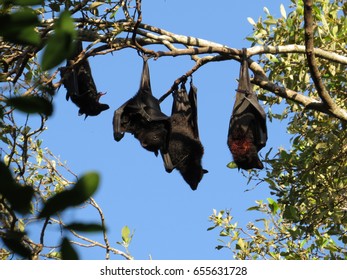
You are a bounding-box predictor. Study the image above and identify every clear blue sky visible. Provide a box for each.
[39,0,291,260]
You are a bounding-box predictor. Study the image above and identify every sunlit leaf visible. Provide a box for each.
[89,2,104,10]
[121,226,131,243]
[280,4,287,19]
[226,161,238,169]
[247,17,256,26]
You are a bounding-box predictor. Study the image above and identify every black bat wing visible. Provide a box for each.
[165,83,207,190]
[113,100,130,141]
[61,41,109,118]
[188,80,199,139]
[61,41,83,101]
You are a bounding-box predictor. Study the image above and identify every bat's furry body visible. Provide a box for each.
[113,56,170,156]
[60,41,109,118]
[163,82,207,190]
[227,49,267,170]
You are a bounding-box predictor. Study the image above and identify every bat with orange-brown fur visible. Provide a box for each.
[227,48,267,170]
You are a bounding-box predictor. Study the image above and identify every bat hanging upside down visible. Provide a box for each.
[162,80,208,190]
[227,48,267,170]
[112,54,171,158]
[60,40,110,118]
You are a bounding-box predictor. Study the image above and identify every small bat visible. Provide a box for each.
[112,55,171,157]
[163,80,208,190]
[227,48,267,170]
[60,41,109,118]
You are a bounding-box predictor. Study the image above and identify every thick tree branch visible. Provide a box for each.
[303,0,346,120]
[251,75,330,114]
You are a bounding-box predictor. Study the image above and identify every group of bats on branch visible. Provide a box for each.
[59,42,267,190]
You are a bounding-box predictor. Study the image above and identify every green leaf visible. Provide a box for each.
[0,8,40,46]
[39,172,99,218]
[121,226,131,243]
[60,237,79,260]
[1,0,44,5]
[6,96,53,116]
[246,206,260,211]
[283,205,299,222]
[0,161,34,214]
[0,160,15,186]
[236,238,246,250]
[41,32,73,71]
[65,223,105,232]
[41,11,76,70]
[226,161,238,169]
[263,19,277,25]
[267,197,279,214]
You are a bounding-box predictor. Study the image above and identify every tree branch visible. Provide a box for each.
[303,0,346,120]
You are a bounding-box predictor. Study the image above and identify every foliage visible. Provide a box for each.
[209,0,347,259]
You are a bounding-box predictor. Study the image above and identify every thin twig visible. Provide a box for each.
[89,197,111,260]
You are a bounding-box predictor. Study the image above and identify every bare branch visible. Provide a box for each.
[303,0,346,120]
[50,218,133,260]
[89,198,111,260]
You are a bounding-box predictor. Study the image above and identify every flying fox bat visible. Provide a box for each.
[163,80,207,190]
[112,55,171,157]
[60,41,109,118]
[227,48,267,170]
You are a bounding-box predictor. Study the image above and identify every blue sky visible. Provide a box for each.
[36,0,292,260]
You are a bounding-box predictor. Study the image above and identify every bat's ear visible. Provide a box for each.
[203,169,208,174]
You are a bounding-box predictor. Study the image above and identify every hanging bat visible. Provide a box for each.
[112,55,171,157]
[60,41,110,118]
[163,80,208,190]
[227,48,267,170]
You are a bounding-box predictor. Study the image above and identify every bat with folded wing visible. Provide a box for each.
[163,80,207,190]
[112,55,171,158]
[60,41,109,118]
[227,48,267,170]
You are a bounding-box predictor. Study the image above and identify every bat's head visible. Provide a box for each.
[134,122,169,154]
[181,166,208,191]
[78,102,110,119]
[228,137,264,170]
